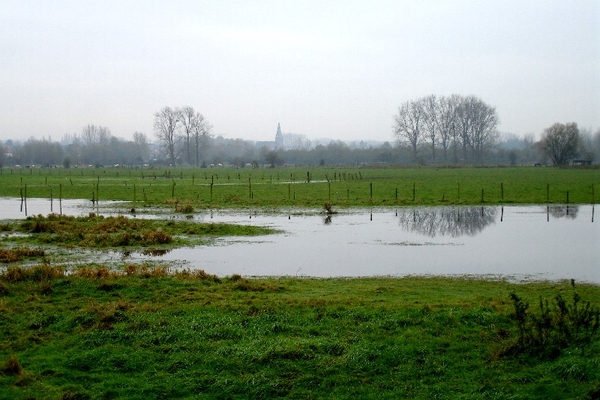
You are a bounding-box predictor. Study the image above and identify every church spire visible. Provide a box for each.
[275,123,284,150]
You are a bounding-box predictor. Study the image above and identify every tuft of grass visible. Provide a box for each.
[0,247,45,263]
[2,264,64,283]
[1,356,23,376]
[174,200,194,213]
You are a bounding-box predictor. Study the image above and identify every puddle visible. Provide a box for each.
[120,205,598,283]
[0,198,597,283]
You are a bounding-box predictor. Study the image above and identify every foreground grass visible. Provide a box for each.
[2,166,599,208]
[1,265,598,399]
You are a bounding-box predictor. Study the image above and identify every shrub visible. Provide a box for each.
[500,280,599,359]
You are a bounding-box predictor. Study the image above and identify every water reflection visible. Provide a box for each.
[396,207,497,237]
[547,205,579,220]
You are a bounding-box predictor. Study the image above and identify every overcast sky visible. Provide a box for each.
[1,0,598,144]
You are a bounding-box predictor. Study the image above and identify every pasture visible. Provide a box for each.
[1,166,599,209]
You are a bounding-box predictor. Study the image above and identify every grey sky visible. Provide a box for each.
[1,0,598,143]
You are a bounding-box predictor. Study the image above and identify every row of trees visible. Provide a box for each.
[2,127,599,168]
[154,106,212,166]
[394,94,499,163]
[0,127,150,168]
[1,98,598,167]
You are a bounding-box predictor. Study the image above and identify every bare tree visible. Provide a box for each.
[436,95,459,162]
[422,95,439,161]
[468,98,499,162]
[80,125,112,165]
[454,95,498,163]
[0,141,5,167]
[394,99,425,161]
[179,106,196,165]
[133,131,150,163]
[154,107,180,165]
[540,122,580,165]
[192,113,211,166]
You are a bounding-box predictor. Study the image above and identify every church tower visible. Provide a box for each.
[275,123,284,150]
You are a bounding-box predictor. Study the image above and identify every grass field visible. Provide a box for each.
[0,266,598,399]
[1,166,599,398]
[1,166,599,209]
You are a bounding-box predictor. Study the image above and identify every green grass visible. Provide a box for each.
[2,166,599,209]
[0,266,598,399]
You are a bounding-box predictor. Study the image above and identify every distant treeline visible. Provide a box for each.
[1,126,599,168]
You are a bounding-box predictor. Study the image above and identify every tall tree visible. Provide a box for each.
[394,99,425,161]
[540,122,580,165]
[132,131,150,164]
[80,125,112,165]
[435,95,459,162]
[0,141,5,168]
[179,106,196,165]
[422,95,439,161]
[154,107,180,165]
[192,113,211,166]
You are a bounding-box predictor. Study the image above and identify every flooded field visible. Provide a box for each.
[0,198,598,283]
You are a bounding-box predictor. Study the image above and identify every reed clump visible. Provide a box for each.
[6,214,273,250]
[0,247,45,263]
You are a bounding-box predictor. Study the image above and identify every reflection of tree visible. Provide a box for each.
[397,207,497,237]
[547,205,579,220]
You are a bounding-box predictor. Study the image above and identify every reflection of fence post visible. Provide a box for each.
[59,183,62,215]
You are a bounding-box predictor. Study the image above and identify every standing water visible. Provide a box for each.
[0,198,597,283]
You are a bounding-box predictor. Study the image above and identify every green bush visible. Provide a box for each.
[503,280,599,359]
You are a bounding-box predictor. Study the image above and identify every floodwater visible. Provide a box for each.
[0,198,598,283]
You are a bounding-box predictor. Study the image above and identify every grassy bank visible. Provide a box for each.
[2,166,599,208]
[1,266,598,399]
